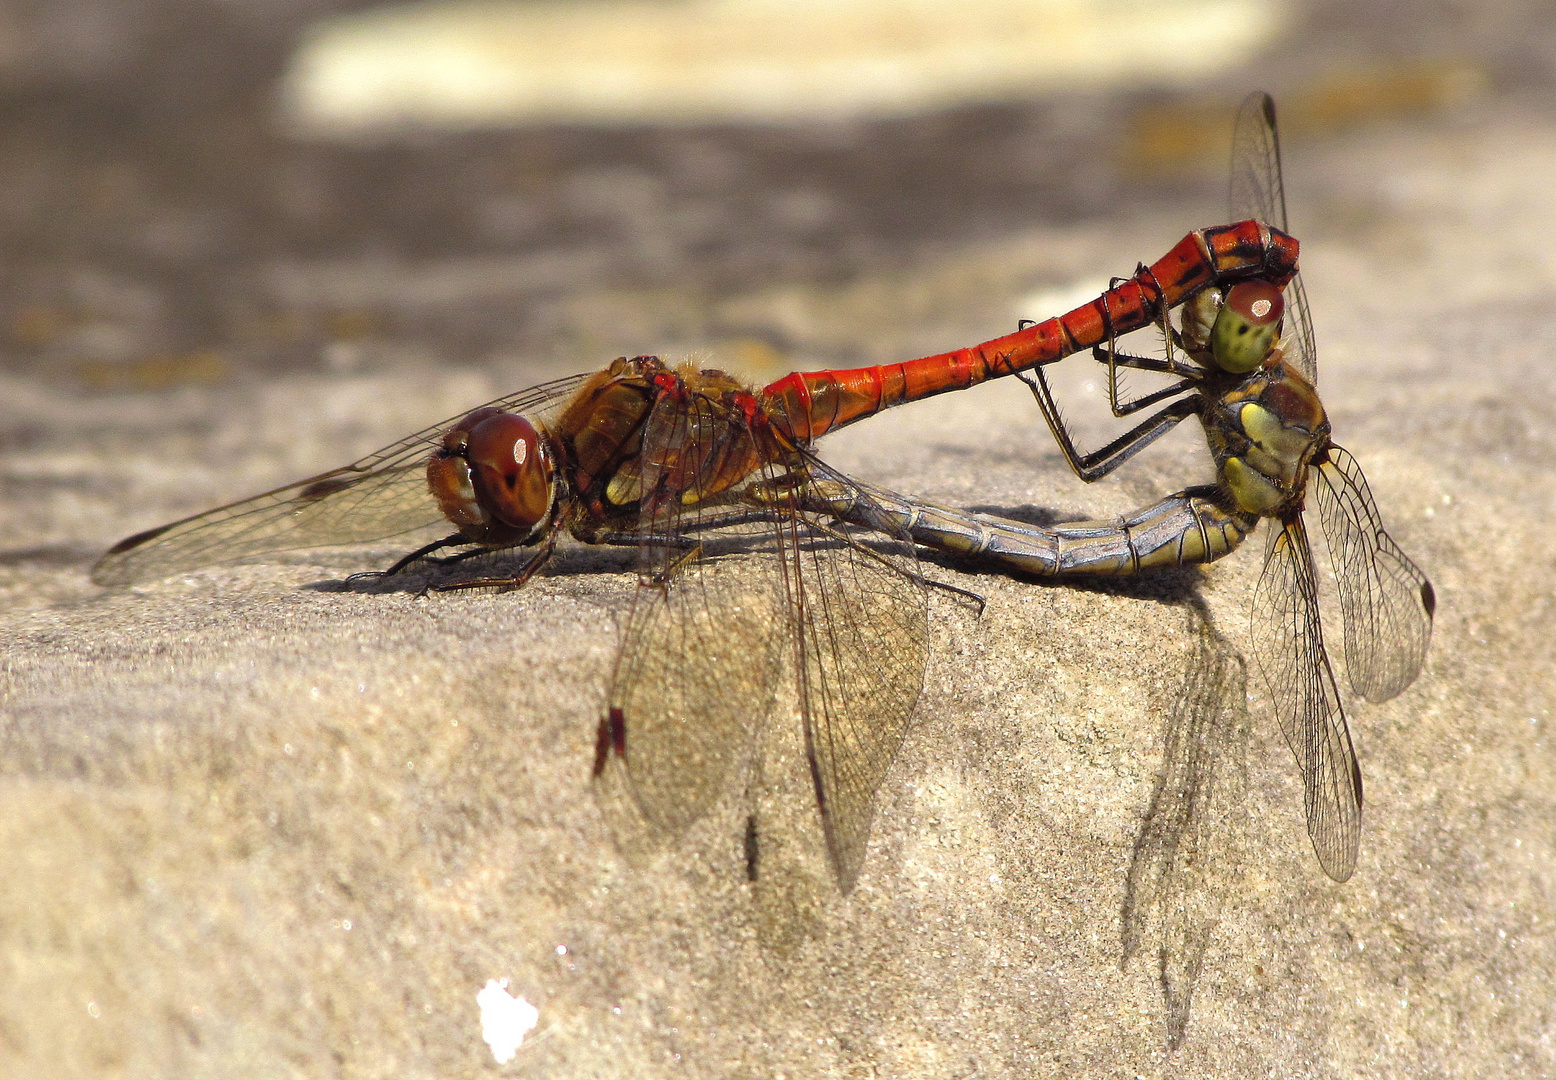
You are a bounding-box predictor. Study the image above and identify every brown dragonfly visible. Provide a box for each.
[806,94,1435,881]
[94,356,937,891]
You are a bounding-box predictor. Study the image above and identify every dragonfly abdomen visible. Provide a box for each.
[761,222,1299,444]
[816,486,1256,578]
[978,490,1258,576]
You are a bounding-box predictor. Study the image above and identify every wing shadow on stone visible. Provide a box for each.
[1120,590,1250,1049]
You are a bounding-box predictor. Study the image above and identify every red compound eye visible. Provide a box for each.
[428,408,554,539]
[1210,279,1285,374]
[1224,279,1284,325]
[464,412,553,531]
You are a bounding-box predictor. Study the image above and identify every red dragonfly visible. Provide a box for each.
[92,168,1302,890]
[804,94,1435,881]
[96,357,937,891]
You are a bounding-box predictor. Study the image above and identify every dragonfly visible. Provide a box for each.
[92,121,1306,889]
[94,356,941,892]
[805,93,1435,882]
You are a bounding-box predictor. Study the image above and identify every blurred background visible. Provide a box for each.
[0,0,1513,395]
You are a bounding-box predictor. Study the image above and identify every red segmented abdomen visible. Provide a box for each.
[761,220,1297,443]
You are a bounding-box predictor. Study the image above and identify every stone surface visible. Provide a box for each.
[2,6,1555,1078]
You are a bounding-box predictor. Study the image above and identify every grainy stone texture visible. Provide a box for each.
[2,4,1555,1078]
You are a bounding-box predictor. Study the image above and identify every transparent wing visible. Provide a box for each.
[1278,275,1318,387]
[777,454,930,892]
[1251,517,1362,881]
[601,381,929,891]
[1312,446,1436,702]
[604,384,786,838]
[92,372,594,586]
[1228,90,1317,384]
[1229,92,1289,238]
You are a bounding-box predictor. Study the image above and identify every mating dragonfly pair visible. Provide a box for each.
[94,95,1433,888]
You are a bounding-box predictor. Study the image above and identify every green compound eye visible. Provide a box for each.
[1210,279,1284,373]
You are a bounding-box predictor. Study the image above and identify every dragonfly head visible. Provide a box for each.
[1209,279,1284,374]
[428,407,556,544]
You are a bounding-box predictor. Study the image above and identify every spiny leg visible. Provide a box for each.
[648,540,704,587]
[1015,272,1204,482]
[1017,364,1202,483]
[431,532,559,593]
[1089,345,1202,381]
[1097,269,1205,414]
[607,506,787,541]
[344,532,470,586]
[1083,267,1205,412]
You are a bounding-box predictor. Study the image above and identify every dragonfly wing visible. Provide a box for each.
[604,385,784,837]
[1228,90,1317,383]
[1229,93,1289,239]
[606,552,781,835]
[1313,446,1435,702]
[91,372,594,586]
[1280,273,1319,386]
[1251,517,1362,881]
[778,454,930,892]
[91,462,439,586]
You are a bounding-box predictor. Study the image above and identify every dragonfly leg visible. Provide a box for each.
[345,532,470,585]
[430,531,558,593]
[1097,278,1203,414]
[596,506,787,543]
[587,530,699,548]
[647,540,704,587]
[1088,346,1203,381]
[1017,366,1202,483]
[1092,266,1204,415]
[1099,372,1199,418]
[423,547,499,569]
[915,570,985,613]
[580,504,789,551]
[1018,266,1205,482]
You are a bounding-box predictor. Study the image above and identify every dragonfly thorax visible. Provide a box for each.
[1207,361,1329,518]
[550,356,770,530]
[428,406,558,546]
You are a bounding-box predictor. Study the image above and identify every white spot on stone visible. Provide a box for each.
[477,979,539,1064]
